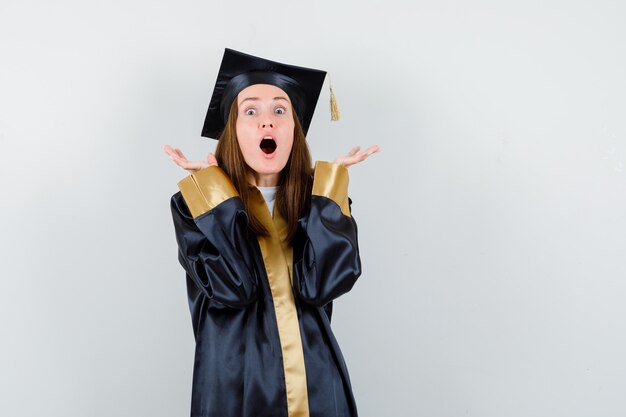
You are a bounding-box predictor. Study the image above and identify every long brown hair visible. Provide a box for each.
[215,100,313,243]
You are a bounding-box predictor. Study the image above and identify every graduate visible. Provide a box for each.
[163,48,379,417]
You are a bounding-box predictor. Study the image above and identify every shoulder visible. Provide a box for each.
[170,191,193,220]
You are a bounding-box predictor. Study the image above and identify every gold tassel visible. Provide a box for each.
[329,76,340,121]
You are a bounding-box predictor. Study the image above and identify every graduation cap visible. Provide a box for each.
[201,48,338,140]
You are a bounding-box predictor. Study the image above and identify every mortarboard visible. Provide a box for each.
[201,48,333,140]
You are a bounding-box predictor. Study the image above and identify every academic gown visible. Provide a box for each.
[170,161,362,417]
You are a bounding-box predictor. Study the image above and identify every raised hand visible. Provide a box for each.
[163,145,218,172]
[334,145,380,168]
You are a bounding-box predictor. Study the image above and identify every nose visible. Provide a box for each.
[260,113,275,129]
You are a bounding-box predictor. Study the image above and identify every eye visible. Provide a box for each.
[275,106,287,115]
[244,108,257,116]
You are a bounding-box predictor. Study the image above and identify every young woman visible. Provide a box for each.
[163,49,379,417]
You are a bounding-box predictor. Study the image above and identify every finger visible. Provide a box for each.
[168,151,198,168]
[168,151,185,163]
[363,145,380,156]
[169,152,185,163]
[206,153,218,167]
[347,146,360,157]
[174,148,186,159]
[170,155,186,167]
[348,151,369,163]
[352,146,380,162]
[163,145,177,157]
[351,153,370,165]
[164,146,189,164]
[169,148,187,162]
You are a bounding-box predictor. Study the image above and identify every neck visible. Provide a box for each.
[248,172,280,187]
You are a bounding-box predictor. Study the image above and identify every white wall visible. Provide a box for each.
[1,0,625,416]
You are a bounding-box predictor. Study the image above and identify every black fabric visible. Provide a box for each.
[170,192,361,417]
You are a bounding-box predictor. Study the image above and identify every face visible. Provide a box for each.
[235,84,295,186]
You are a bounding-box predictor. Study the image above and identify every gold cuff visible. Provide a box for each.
[311,161,350,217]
[177,167,239,218]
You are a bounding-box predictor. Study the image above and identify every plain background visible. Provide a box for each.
[1,0,625,416]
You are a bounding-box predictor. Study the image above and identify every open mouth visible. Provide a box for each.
[260,137,277,154]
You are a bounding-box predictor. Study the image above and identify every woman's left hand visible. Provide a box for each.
[335,145,380,168]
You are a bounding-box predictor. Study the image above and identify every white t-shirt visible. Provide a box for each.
[258,186,278,216]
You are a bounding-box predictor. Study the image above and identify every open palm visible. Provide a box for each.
[163,145,218,172]
[335,145,380,168]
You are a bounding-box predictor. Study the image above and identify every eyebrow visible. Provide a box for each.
[239,96,289,105]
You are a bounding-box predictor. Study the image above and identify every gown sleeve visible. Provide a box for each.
[293,161,362,307]
[170,166,258,308]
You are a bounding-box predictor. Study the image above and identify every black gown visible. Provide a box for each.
[170,161,361,417]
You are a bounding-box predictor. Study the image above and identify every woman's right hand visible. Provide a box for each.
[163,145,218,172]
